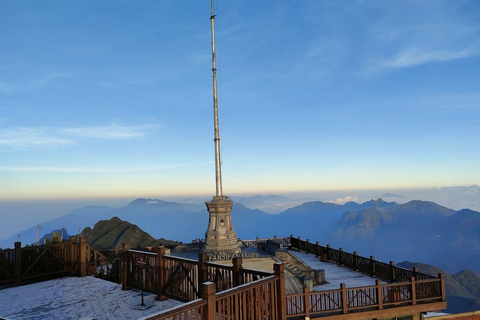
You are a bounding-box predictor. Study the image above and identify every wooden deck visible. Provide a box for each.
[0,235,447,320]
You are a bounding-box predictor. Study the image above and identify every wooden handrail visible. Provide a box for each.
[215,275,278,298]
[290,236,436,281]
[164,254,198,264]
[141,299,207,320]
[286,277,444,318]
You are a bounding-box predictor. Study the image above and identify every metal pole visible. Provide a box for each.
[211,0,223,197]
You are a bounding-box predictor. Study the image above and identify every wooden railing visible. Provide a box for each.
[242,236,291,249]
[162,254,199,301]
[214,275,280,320]
[286,277,445,318]
[143,264,286,320]
[140,299,207,320]
[123,246,273,302]
[0,236,125,287]
[0,248,15,285]
[0,240,76,285]
[1,235,447,320]
[290,236,435,282]
[84,243,119,281]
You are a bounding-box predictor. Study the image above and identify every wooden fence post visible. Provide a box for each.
[122,243,130,290]
[274,263,287,320]
[200,282,216,320]
[156,246,166,300]
[340,283,348,314]
[232,257,243,287]
[116,259,121,284]
[326,244,331,260]
[411,277,417,305]
[339,248,344,265]
[304,287,311,319]
[315,241,320,257]
[412,267,419,280]
[353,251,358,271]
[14,242,21,284]
[306,239,310,254]
[198,252,208,285]
[439,273,446,301]
[389,261,396,282]
[376,280,383,310]
[79,237,87,277]
[370,256,376,277]
[69,236,77,274]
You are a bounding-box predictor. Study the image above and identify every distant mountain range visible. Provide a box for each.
[332,201,480,274]
[398,261,480,313]
[2,196,480,276]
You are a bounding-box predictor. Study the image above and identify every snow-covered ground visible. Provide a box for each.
[289,250,387,290]
[0,276,182,320]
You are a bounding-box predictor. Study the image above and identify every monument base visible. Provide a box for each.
[204,195,241,254]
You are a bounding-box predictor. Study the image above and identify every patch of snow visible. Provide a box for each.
[288,250,387,291]
[0,276,182,320]
[424,312,450,317]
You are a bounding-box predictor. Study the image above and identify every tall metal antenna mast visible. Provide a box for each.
[211,0,223,197]
[204,0,240,256]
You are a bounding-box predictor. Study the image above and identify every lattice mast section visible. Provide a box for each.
[211,0,222,197]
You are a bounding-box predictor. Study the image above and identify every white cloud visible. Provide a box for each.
[32,72,73,88]
[0,127,73,151]
[378,47,478,69]
[0,162,209,173]
[0,122,159,151]
[0,83,15,94]
[332,196,359,205]
[61,124,159,139]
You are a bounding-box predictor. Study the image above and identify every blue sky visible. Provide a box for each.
[0,0,479,201]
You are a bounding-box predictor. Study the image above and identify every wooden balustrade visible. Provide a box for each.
[286,277,444,318]
[242,236,291,249]
[290,236,436,282]
[120,248,274,303]
[0,236,126,286]
[125,250,159,294]
[0,238,82,285]
[142,299,206,320]
[0,248,15,285]
[145,264,285,320]
[1,235,446,320]
[84,243,116,280]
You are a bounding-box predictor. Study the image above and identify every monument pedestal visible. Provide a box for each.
[204,196,241,255]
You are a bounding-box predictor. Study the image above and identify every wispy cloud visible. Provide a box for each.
[330,196,359,205]
[61,124,159,139]
[0,83,15,94]
[363,2,480,73]
[0,122,159,151]
[0,72,73,95]
[0,162,209,173]
[295,2,480,76]
[377,47,479,70]
[0,127,72,151]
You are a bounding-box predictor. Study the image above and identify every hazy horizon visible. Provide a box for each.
[1,184,479,241]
